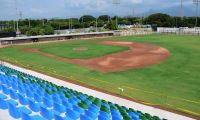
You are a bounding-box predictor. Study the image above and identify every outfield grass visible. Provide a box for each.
[0,34,199,117]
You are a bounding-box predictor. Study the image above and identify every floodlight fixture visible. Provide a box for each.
[193,0,200,27]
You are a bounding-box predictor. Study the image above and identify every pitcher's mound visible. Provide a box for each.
[73,47,88,51]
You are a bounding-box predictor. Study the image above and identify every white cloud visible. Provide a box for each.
[0,0,194,20]
[129,0,143,4]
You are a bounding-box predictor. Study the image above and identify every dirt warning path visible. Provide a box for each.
[23,41,170,72]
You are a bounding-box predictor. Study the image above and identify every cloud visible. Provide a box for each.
[0,0,194,20]
[129,0,143,4]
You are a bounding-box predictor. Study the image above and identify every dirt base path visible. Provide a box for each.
[23,41,170,72]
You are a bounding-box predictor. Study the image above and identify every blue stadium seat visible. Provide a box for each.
[129,112,140,119]
[2,85,10,94]
[34,93,43,102]
[80,114,93,120]
[98,115,110,120]
[85,110,98,119]
[0,93,7,99]
[73,105,84,114]
[18,86,26,94]
[43,97,53,107]
[9,89,19,99]
[55,114,74,120]
[26,89,34,98]
[8,102,31,119]
[18,93,28,105]
[0,65,163,120]
[7,99,18,106]
[54,103,66,113]
[22,112,45,120]
[40,106,56,120]
[28,99,41,112]
[0,98,8,109]
[66,109,80,120]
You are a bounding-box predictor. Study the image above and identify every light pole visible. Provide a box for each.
[68,16,72,33]
[180,0,184,20]
[15,0,19,35]
[28,19,31,28]
[96,17,98,32]
[113,0,120,29]
[194,0,200,27]
[82,16,84,29]
[19,11,22,20]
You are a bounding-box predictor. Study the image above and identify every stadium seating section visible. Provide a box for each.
[0,65,163,120]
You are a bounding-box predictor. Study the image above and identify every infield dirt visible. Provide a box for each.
[22,40,170,72]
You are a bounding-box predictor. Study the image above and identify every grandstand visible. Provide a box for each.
[0,64,162,120]
[0,32,114,46]
[0,61,195,120]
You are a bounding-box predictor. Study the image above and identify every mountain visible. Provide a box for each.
[139,4,196,17]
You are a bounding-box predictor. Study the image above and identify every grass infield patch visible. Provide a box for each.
[40,43,128,59]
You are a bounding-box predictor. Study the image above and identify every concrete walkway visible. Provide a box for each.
[0,61,195,120]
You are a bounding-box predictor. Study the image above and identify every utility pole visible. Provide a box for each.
[108,15,110,23]
[42,19,45,26]
[96,17,98,32]
[19,11,22,20]
[28,19,31,28]
[113,0,120,29]
[71,18,73,30]
[13,21,16,30]
[194,0,200,27]
[132,8,135,17]
[68,17,70,30]
[82,16,84,29]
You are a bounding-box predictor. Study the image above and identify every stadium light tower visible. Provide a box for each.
[180,0,184,20]
[28,19,31,28]
[19,11,23,20]
[194,0,200,27]
[96,1,99,32]
[113,0,120,29]
[15,0,19,34]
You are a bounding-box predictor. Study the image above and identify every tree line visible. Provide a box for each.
[0,15,142,36]
[144,13,200,29]
[0,13,199,35]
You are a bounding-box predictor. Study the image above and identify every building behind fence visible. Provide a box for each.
[157,27,200,35]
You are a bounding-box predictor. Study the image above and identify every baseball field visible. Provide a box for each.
[0,34,199,117]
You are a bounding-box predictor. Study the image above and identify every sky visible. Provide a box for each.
[0,0,194,20]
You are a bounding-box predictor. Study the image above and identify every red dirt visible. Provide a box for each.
[23,40,170,73]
